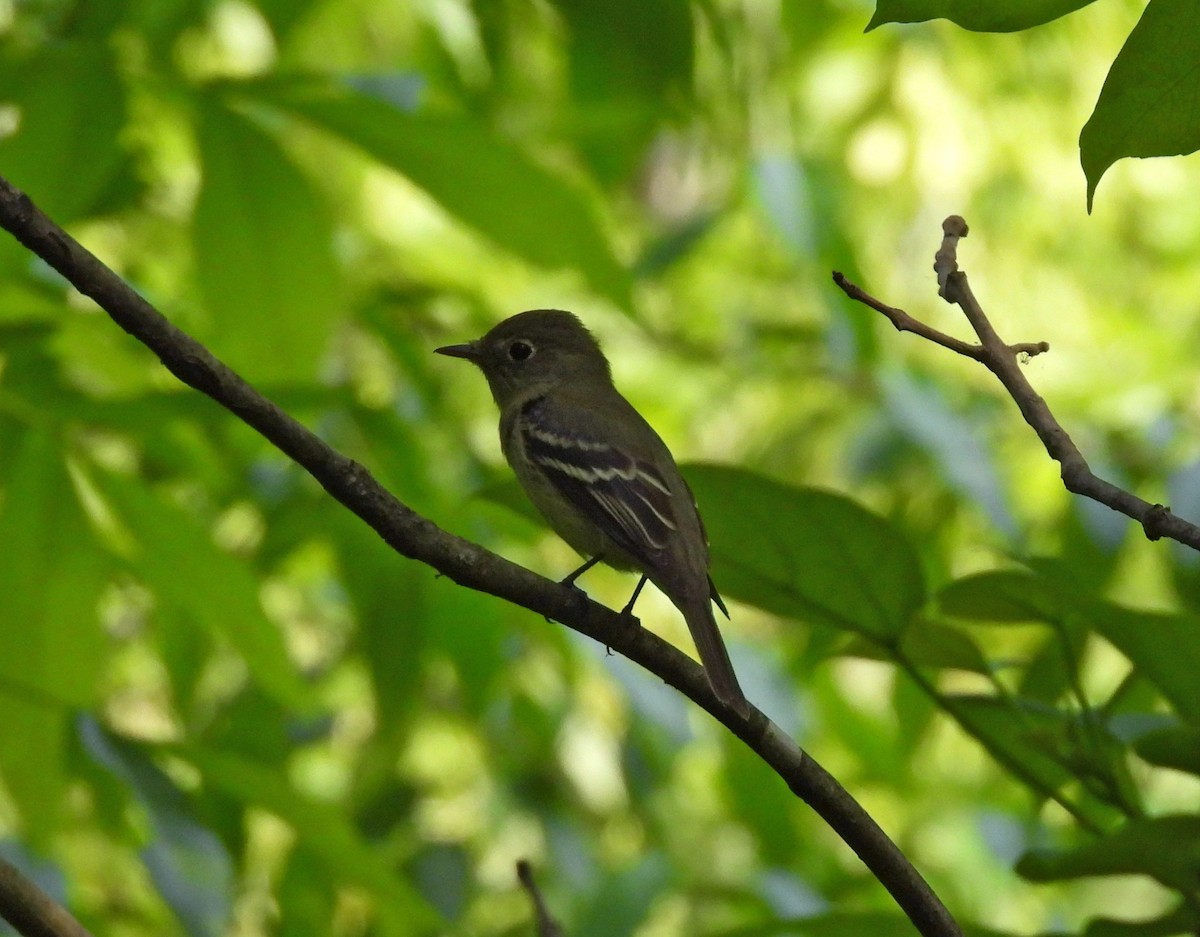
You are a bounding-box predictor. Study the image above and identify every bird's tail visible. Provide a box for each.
[678,594,751,717]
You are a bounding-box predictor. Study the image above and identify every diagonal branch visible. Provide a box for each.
[834,214,1200,551]
[0,175,961,937]
[0,856,93,937]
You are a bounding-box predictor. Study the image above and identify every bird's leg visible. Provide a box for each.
[560,554,604,590]
[617,575,649,628]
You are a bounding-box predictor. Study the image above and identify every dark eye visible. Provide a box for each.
[508,340,535,362]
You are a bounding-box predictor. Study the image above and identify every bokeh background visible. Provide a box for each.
[2,1,1199,935]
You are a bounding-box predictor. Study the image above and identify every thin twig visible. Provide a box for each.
[833,215,1200,552]
[516,861,564,937]
[0,175,962,937]
[0,856,93,937]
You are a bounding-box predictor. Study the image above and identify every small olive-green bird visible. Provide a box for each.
[436,309,750,716]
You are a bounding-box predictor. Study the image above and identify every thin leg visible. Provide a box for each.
[561,554,604,588]
[619,575,649,619]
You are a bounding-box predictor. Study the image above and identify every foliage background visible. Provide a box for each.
[1,0,1199,935]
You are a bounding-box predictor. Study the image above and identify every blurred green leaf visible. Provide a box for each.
[554,0,693,184]
[184,746,440,930]
[1083,905,1200,937]
[194,95,342,381]
[243,77,631,307]
[1090,607,1200,724]
[1081,0,1200,210]
[938,570,1065,622]
[0,431,106,707]
[93,469,313,711]
[0,41,131,220]
[81,719,233,937]
[0,431,103,828]
[1133,724,1200,775]
[573,854,670,937]
[940,694,1112,826]
[868,0,1097,32]
[1017,816,1200,890]
[685,464,926,640]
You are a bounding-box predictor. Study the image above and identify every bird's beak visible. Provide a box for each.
[434,341,481,361]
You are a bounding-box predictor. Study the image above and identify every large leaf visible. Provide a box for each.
[241,77,631,306]
[1017,816,1200,891]
[685,465,925,640]
[867,0,1096,32]
[194,95,342,382]
[1080,0,1200,210]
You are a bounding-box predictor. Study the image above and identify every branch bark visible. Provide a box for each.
[0,175,961,937]
[834,214,1200,551]
[0,856,93,937]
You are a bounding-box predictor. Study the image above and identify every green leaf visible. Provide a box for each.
[1083,905,1200,937]
[573,854,670,937]
[867,0,1097,32]
[183,746,440,930]
[939,694,1112,825]
[81,720,233,937]
[194,95,342,381]
[1133,724,1200,775]
[93,469,313,711]
[241,77,631,307]
[0,431,107,708]
[0,41,130,221]
[685,464,925,640]
[1017,815,1200,890]
[937,570,1064,623]
[1080,0,1200,210]
[844,621,990,673]
[1091,607,1200,725]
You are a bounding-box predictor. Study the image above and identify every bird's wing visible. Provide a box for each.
[519,397,677,564]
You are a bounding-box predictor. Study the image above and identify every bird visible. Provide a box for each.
[436,309,750,716]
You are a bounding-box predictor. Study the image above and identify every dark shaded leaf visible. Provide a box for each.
[1080,0,1200,210]
[868,0,1097,32]
[686,464,925,640]
[1017,815,1200,890]
[1134,724,1200,775]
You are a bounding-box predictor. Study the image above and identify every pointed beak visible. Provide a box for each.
[434,341,480,361]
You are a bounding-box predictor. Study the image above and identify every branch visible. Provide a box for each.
[516,861,564,937]
[834,214,1200,551]
[0,856,93,937]
[0,175,961,937]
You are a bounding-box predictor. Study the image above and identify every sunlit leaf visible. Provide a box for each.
[868,0,1097,32]
[241,77,631,307]
[1080,0,1200,210]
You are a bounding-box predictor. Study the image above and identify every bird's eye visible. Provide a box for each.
[508,340,535,362]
